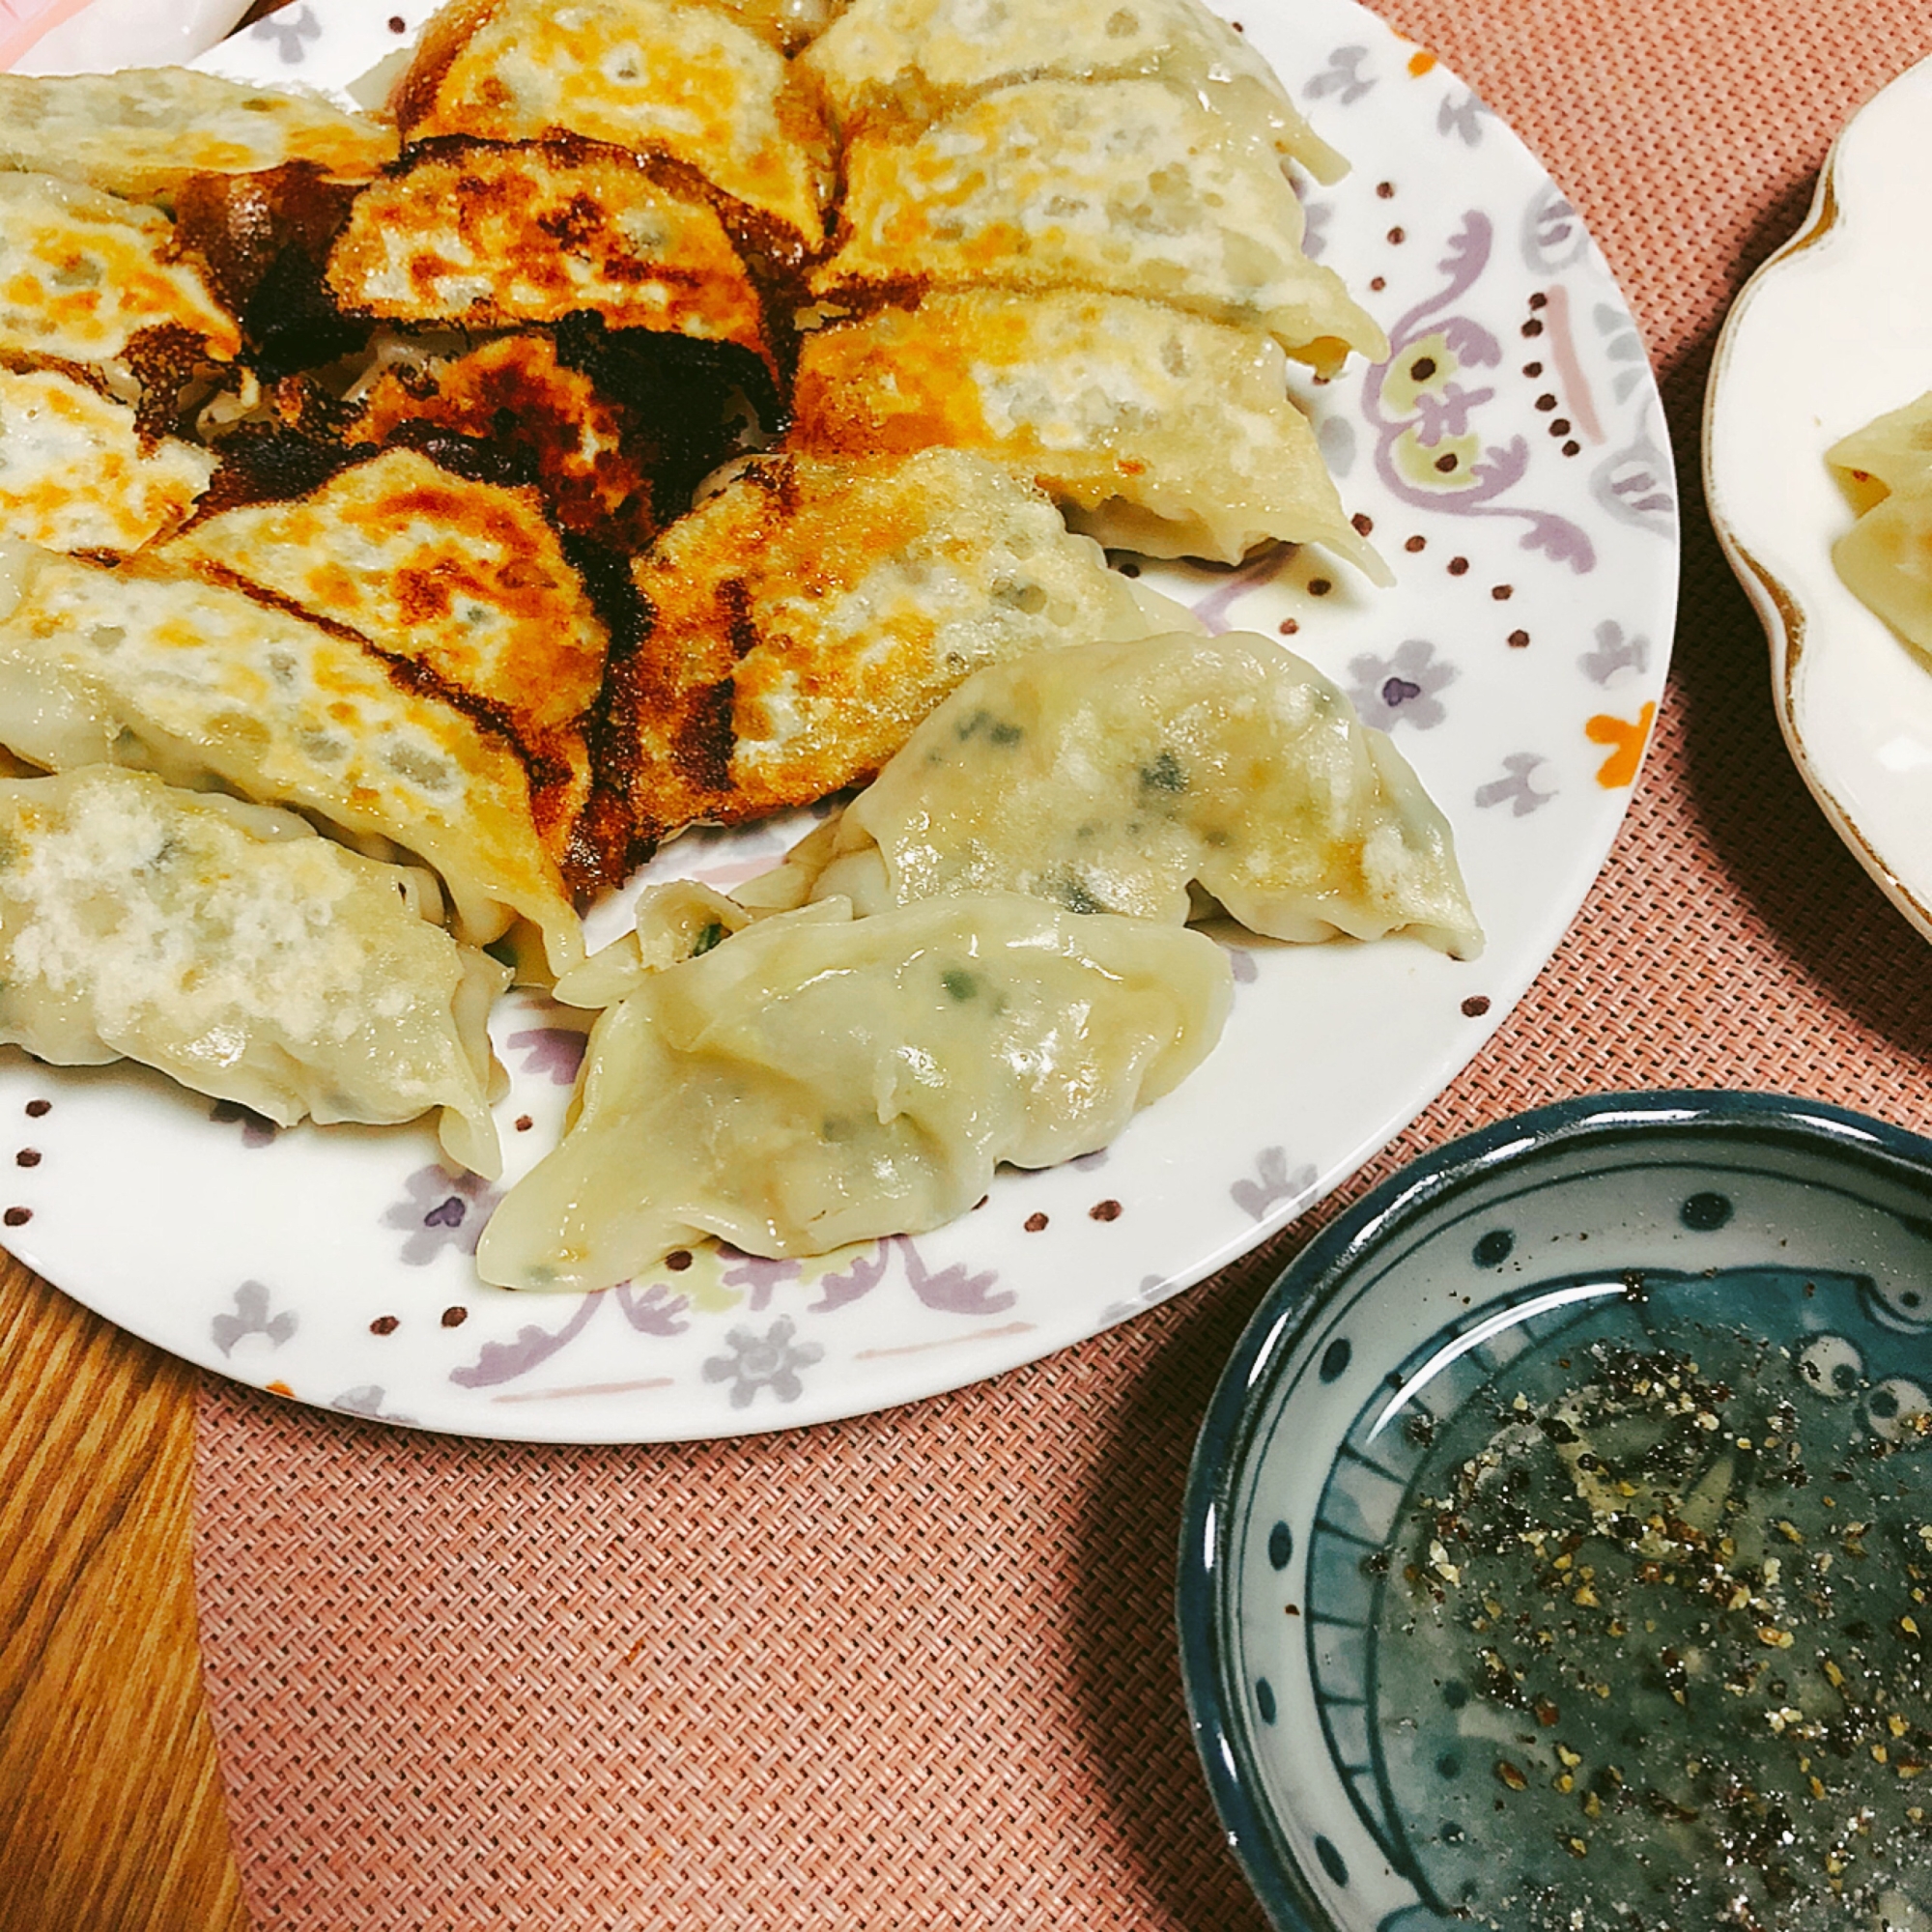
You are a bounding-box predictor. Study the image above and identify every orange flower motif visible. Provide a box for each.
[1407,47,1438,76]
[1585,701,1657,788]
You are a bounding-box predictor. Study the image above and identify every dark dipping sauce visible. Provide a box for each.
[1324,1267,1932,1928]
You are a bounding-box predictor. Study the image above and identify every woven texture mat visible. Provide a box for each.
[194,3,1932,1924]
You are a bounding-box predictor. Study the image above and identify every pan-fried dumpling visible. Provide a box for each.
[326,143,776,372]
[764,631,1483,957]
[801,0,1345,183]
[0,766,507,1176]
[0,367,213,554]
[0,171,239,372]
[1828,394,1932,655]
[0,545,583,976]
[790,289,1385,571]
[476,891,1230,1288]
[814,80,1384,374]
[159,445,607,861]
[612,446,1195,856]
[393,0,835,252]
[0,68,397,200]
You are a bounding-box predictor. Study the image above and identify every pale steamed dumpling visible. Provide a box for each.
[0,766,507,1176]
[1829,391,1932,655]
[759,630,1483,957]
[476,892,1231,1289]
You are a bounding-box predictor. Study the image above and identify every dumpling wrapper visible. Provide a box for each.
[801,0,1346,183]
[326,142,776,372]
[393,0,835,252]
[0,68,397,200]
[815,80,1385,375]
[0,171,239,371]
[764,630,1483,958]
[160,445,608,848]
[476,891,1231,1288]
[0,366,213,554]
[0,545,583,977]
[612,445,1196,856]
[1827,394,1932,655]
[789,289,1386,572]
[0,766,507,1176]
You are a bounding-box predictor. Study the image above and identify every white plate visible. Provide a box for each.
[0,0,1677,1440]
[1706,55,1932,942]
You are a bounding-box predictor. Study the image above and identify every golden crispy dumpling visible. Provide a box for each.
[160,446,608,857]
[791,289,1384,570]
[0,68,397,201]
[345,331,662,547]
[0,545,582,975]
[801,0,1344,182]
[0,766,508,1176]
[0,171,239,371]
[0,367,213,554]
[612,446,1189,853]
[477,892,1231,1287]
[773,631,1483,956]
[393,0,835,251]
[814,79,1384,374]
[327,142,775,372]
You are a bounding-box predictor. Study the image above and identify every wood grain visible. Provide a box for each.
[0,1254,246,1932]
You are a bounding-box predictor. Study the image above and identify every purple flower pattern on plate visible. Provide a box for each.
[702,1317,825,1408]
[385,1166,500,1264]
[1348,639,1456,730]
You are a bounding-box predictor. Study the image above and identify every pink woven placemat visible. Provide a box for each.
[194,3,1932,1924]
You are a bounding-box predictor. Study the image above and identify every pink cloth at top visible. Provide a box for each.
[194,1,1932,1924]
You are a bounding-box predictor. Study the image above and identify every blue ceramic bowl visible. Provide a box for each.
[1178,1093,1932,1932]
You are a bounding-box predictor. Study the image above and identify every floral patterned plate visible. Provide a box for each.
[0,0,1677,1441]
[1706,55,1932,945]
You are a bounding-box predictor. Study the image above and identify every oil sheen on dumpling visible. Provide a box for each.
[801,0,1345,183]
[781,630,1483,957]
[814,80,1385,375]
[393,0,835,251]
[0,68,397,200]
[326,142,776,372]
[790,289,1385,571]
[476,892,1230,1288]
[0,367,213,554]
[0,766,507,1176]
[612,446,1195,854]
[1829,392,1932,654]
[0,545,583,976]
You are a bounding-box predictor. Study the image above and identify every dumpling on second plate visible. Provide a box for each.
[813,80,1385,375]
[0,766,508,1177]
[1828,392,1932,655]
[789,288,1386,571]
[476,891,1231,1288]
[755,630,1483,958]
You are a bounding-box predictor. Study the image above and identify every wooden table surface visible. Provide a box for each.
[0,1259,244,1932]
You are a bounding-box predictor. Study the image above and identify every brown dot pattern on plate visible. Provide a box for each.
[1405,534,1426,553]
[1562,440,1580,457]
[1351,512,1375,536]
[1024,1212,1049,1233]
[440,1307,469,1328]
[1408,354,1437,381]
[1509,629,1530,648]
[514,1114,533,1132]
[1278,617,1299,635]
[1528,291,1548,311]
[1369,275,1386,292]
[387,11,406,27]
[1491,584,1514,601]
[1462,995,1492,1018]
[369,1315,400,1335]
[1307,578,1332,597]
[666,1249,694,1271]
[1387,226,1406,244]
[14,1150,38,1168]
[1448,556,1470,576]
[1089,1199,1123,1222]
[1434,453,1458,473]
[1377,180,1395,199]
[1549,418,1572,437]
[1522,360,1543,378]
[1535,393,1557,412]
[3,1206,29,1227]
[24,1099,47,1118]
[1521,319,1544,337]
